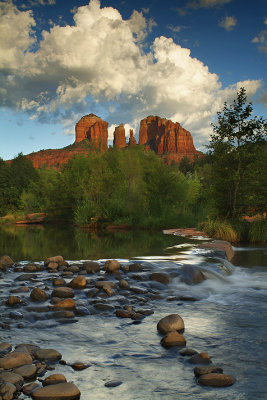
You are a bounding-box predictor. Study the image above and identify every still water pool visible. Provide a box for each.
[0,225,266,399]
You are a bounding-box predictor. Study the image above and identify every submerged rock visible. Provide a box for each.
[188,352,211,365]
[194,365,223,377]
[32,382,80,399]
[161,331,186,348]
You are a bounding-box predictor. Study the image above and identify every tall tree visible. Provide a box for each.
[209,87,267,218]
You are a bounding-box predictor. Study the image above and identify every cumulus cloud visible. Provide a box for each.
[219,16,237,31]
[0,0,262,148]
[252,21,267,55]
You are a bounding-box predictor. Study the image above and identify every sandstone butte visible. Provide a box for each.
[23,114,202,169]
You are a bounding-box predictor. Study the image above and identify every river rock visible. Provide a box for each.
[51,287,74,298]
[10,310,24,319]
[198,373,236,387]
[199,240,235,261]
[150,272,170,285]
[53,310,75,319]
[15,273,37,281]
[6,295,23,306]
[11,286,30,293]
[104,380,122,388]
[179,265,205,285]
[30,288,48,302]
[95,281,116,289]
[161,331,186,348]
[70,362,90,371]
[0,351,32,369]
[194,365,223,377]
[157,314,185,334]
[24,263,41,272]
[67,265,80,273]
[23,382,40,395]
[68,276,87,289]
[34,349,62,362]
[0,371,24,386]
[119,279,129,289]
[0,343,12,357]
[44,256,64,265]
[15,344,40,356]
[53,278,66,286]
[116,309,132,318]
[13,364,37,378]
[43,374,67,386]
[83,261,100,273]
[47,262,59,271]
[0,255,14,266]
[129,263,143,272]
[189,352,211,364]
[104,259,120,273]
[32,382,80,399]
[52,299,76,310]
[0,381,16,400]
[102,285,114,296]
[179,348,198,356]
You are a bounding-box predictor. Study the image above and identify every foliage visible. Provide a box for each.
[248,219,267,243]
[201,219,238,242]
[208,87,267,219]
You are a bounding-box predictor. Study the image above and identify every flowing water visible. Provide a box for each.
[0,225,266,399]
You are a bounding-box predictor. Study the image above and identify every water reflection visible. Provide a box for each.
[0,224,197,261]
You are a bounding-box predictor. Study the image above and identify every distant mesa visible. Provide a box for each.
[24,113,202,169]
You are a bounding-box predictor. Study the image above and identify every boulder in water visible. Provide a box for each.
[157,314,184,334]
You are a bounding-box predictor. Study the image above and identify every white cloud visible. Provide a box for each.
[127,10,156,43]
[0,0,262,149]
[219,16,237,31]
[252,30,267,54]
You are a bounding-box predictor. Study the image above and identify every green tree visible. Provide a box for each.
[209,87,267,218]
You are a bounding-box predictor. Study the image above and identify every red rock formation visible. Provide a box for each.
[128,129,137,146]
[113,124,127,148]
[139,116,201,162]
[75,114,108,151]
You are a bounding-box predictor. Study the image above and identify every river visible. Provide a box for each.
[0,224,266,399]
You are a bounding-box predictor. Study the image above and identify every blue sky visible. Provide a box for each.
[0,0,266,160]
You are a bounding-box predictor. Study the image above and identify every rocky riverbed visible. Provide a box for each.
[0,239,266,400]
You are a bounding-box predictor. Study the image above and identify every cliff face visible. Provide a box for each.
[21,114,201,169]
[75,114,108,151]
[113,124,127,148]
[139,115,201,162]
[128,129,137,146]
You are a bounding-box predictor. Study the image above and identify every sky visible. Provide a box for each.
[0,0,266,160]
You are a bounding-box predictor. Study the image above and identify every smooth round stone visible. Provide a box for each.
[116,309,132,318]
[194,365,223,377]
[179,265,205,285]
[43,374,67,386]
[15,344,40,356]
[130,286,147,294]
[149,272,170,285]
[161,331,186,348]
[45,256,64,265]
[47,262,59,270]
[51,287,74,298]
[70,362,90,371]
[119,279,129,289]
[104,380,122,388]
[83,261,100,273]
[0,351,32,369]
[13,364,37,378]
[32,382,80,399]
[198,373,236,387]
[15,273,37,281]
[67,265,80,273]
[68,276,87,289]
[30,288,48,302]
[53,278,66,287]
[34,349,62,362]
[52,299,76,310]
[102,285,114,296]
[179,348,198,356]
[157,314,185,334]
[189,352,211,365]
[0,371,24,385]
[104,260,120,273]
[6,295,23,306]
[10,286,30,293]
[53,310,75,319]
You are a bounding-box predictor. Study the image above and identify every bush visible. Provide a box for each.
[248,219,267,243]
[201,219,238,242]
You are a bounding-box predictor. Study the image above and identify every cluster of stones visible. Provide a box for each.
[157,314,236,388]
[0,342,82,400]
